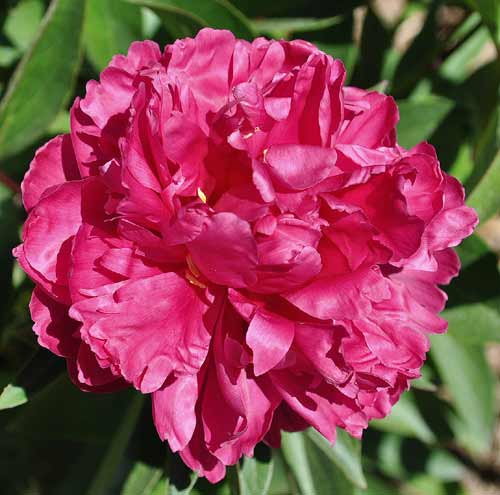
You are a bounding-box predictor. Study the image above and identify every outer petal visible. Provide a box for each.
[30,288,79,358]
[69,342,126,392]
[153,374,199,451]
[22,134,80,212]
[17,181,85,297]
[85,273,212,393]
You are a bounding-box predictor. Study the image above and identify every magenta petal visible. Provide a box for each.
[153,374,198,451]
[266,144,338,190]
[285,267,391,320]
[30,288,79,358]
[247,311,295,376]
[87,273,211,392]
[22,134,80,212]
[21,181,85,287]
[188,212,258,288]
[72,342,125,390]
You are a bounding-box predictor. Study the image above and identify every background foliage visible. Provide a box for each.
[1,0,500,494]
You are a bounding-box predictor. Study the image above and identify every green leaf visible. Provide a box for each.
[0,0,85,161]
[0,184,21,320]
[440,24,490,84]
[351,7,392,89]
[0,46,20,67]
[467,146,500,223]
[391,1,441,98]
[406,474,448,495]
[370,392,435,444]
[252,16,342,39]
[443,303,500,344]
[170,471,198,495]
[0,384,28,410]
[47,110,70,135]
[397,95,454,149]
[426,450,464,482]
[127,0,255,40]
[355,475,400,495]
[8,374,137,443]
[377,434,408,480]
[306,429,366,489]
[0,349,65,412]
[297,13,358,82]
[281,430,355,495]
[411,376,437,392]
[238,445,274,495]
[84,0,143,72]
[455,233,491,269]
[430,333,496,455]
[121,462,163,495]
[465,0,500,47]
[86,393,145,495]
[3,0,44,51]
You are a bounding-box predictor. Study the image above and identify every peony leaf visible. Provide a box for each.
[0,384,28,410]
[121,462,163,495]
[84,0,143,72]
[397,95,454,149]
[455,232,491,269]
[439,18,490,84]
[370,392,436,444]
[358,475,400,495]
[430,332,496,455]
[126,0,255,40]
[252,16,342,39]
[281,430,356,495]
[405,474,449,495]
[169,471,198,495]
[444,303,500,344]
[238,445,274,495]
[0,184,21,319]
[0,349,64,411]
[426,450,465,482]
[411,366,437,392]
[467,146,500,223]
[351,7,392,89]
[306,428,366,489]
[391,2,441,98]
[465,0,500,47]
[85,393,145,495]
[3,0,44,52]
[8,375,137,443]
[0,46,20,68]
[0,0,85,160]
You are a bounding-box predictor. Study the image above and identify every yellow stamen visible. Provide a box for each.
[186,253,201,278]
[185,269,207,289]
[197,187,207,203]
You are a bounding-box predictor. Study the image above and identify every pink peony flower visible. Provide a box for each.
[14,28,477,481]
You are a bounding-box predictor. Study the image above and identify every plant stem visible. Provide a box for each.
[0,169,20,194]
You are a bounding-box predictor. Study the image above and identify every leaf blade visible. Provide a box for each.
[0,0,85,160]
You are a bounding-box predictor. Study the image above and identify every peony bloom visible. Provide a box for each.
[14,28,477,481]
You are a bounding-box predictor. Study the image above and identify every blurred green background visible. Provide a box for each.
[1,0,500,494]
